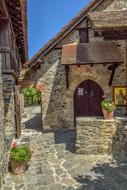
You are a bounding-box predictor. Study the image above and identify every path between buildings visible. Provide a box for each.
[2,106,127,190]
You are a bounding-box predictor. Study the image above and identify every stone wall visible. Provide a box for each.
[76,117,127,155]
[35,50,67,131]
[0,74,16,188]
[3,74,16,139]
[0,56,7,188]
[24,35,126,131]
[95,0,127,11]
[23,0,127,131]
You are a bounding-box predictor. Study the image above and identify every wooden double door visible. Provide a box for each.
[74,80,104,118]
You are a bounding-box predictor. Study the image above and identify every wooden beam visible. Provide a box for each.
[62,61,123,66]
[108,64,118,86]
[2,69,18,79]
[65,65,69,89]
[86,19,89,43]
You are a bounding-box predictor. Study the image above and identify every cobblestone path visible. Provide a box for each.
[3,129,127,190]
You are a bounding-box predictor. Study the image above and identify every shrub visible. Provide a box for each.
[101,98,116,112]
[10,143,31,162]
[23,87,41,106]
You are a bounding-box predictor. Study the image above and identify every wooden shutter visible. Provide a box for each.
[79,29,88,43]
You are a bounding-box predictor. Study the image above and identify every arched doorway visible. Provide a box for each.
[74,80,104,120]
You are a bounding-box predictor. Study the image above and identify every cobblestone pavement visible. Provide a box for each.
[2,129,127,190]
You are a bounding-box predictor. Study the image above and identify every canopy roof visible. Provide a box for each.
[88,10,127,30]
[61,42,124,65]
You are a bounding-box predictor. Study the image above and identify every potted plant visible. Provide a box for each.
[101,98,116,119]
[9,141,31,175]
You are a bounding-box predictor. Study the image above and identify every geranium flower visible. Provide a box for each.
[11,141,17,148]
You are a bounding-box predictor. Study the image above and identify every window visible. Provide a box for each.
[103,30,127,40]
[79,29,88,43]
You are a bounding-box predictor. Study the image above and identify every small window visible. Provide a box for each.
[103,30,127,40]
[79,29,88,43]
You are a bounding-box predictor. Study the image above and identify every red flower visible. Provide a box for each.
[11,142,17,148]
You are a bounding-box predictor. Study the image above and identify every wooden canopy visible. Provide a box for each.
[6,0,28,64]
[88,10,127,30]
[61,42,124,65]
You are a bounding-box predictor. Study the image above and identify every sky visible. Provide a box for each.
[28,0,91,59]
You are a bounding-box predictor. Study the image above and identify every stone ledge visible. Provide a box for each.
[76,117,115,124]
[76,117,127,155]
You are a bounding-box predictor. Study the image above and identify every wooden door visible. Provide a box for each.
[74,80,104,119]
[15,85,21,138]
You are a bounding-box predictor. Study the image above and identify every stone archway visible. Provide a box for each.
[74,80,104,121]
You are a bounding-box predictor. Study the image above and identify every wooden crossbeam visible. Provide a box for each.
[108,64,119,86]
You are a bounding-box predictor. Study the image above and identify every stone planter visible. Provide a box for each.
[10,160,27,175]
[102,109,114,120]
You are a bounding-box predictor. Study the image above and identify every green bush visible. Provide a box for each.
[23,87,41,106]
[101,99,116,112]
[10,145,31,162]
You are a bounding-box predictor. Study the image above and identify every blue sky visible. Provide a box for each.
[28,0,91,59]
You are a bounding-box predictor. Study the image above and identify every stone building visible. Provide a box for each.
[0,0,28,186]
[21,0,127,132]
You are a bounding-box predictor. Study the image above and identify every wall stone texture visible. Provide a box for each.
[76,117,127,155]
[0,56,9,187]
[95,0,127,11]
[3,74,16,139]
[0,73,16,188]
[0,83,6,189]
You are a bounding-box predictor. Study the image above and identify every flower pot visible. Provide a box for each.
[10,160,27,175]
[102,109,114,120]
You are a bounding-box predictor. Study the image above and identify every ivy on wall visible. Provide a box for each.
[23,87,41,106]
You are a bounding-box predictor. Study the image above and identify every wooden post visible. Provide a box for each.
[108,64,118,86]
[15,85,21,138]
[86,19,89,43]
[65,65,69,89]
